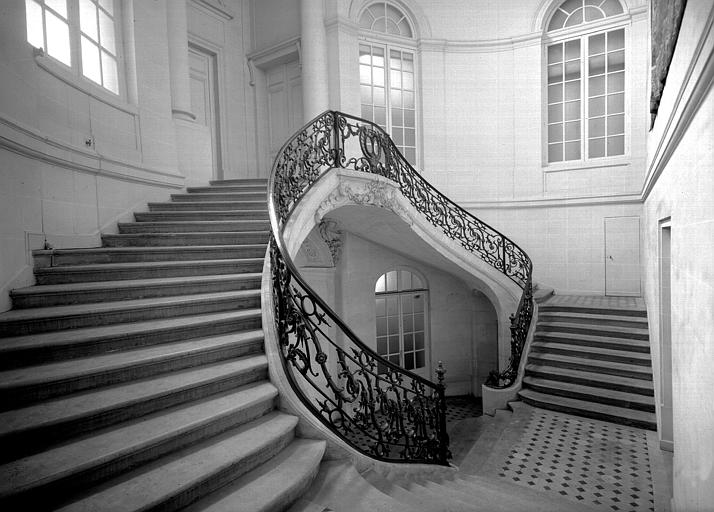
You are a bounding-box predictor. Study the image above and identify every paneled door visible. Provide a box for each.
[266,60,303,162]
[604,216,641,296]
[189,45,222,178]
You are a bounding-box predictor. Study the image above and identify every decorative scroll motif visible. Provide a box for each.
[268,111,534,464]
[318,219,343,265]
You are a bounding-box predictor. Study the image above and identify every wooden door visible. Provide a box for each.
[604,216,641,296]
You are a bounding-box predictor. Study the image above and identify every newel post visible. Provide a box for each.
[435,360,449,464]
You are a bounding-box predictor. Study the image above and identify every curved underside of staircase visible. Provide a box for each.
[0,179,325,511]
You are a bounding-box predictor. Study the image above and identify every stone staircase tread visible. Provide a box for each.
[534,331,650,350]
[136,210,268,215]
[0,331,264,390]
[149,201,267,208]
[530,341,652,362]
[0,356,268,440]
[522,376,655,406]
[529,352,652,374]
[11,273,262,297]
[538,311,648,324]
[525,363,654,391]
[181,439,326,512]
[0,289,260,323]
[540,297,646,312]
[33,245,266,257]
[119,220,269,226]
[34,258,263,273]
[0,309,261,354]
[537,321,649,335]
[518,388,656,425]
[0,385,282,500]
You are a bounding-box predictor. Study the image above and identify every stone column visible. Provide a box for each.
[300,0,329,121]
[166,1,195,120]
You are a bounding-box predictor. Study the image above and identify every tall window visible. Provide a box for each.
[546,0,625,163]
[25,0,121,94]
[375,270,427,373]
[358,2,417,167]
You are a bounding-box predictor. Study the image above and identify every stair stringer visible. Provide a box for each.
[260,255,457,480]
[282,168,522,364]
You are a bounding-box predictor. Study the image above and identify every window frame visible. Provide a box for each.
[25,0,126,99]
[543,9,631,169]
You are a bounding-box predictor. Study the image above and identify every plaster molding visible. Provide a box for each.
[190,0,234,20]
[247,36,302,70]
[348,0,433,40]
[318,218,344,265]
[0,114,185,188]
[459,193,642,210]
[315,180,409,222]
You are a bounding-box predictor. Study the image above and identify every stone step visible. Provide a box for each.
[182,439,326,512]
[187,185,267,193]
[539,302,647,318]
[209,178,268,186]
[172,192,267,202]
[0,309,261,370]
[11,273,262,308]
[0,331,264,409]
[533,331,651,353]
[530,340,652,366]
[524,363,654,395]
[0,389,285,510]
[537,321,649,340]
[118,220,270,234]
[522,376,655,412]
[0,356,269,462]
[537,310,649,329]
[32,245,267,266]
[34,258,264,284]
[135,210,268,222]
[149,200,267,211]
[0,289,261,336]
[518,388,656,430]
[102,231,270,247]
[527,352,652,380]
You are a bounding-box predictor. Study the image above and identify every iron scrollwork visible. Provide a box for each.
[268,111,534,465]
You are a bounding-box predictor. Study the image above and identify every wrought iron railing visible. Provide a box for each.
[267,111,533,464]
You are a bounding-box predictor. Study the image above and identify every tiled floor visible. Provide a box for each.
[544,294,646,310]
[496,408,654,512]
[446,395,483,423]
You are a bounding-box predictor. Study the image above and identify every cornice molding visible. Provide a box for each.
[459,193,642,210]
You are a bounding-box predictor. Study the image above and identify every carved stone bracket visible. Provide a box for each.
[318,218,343,265]
[315,180,408,222]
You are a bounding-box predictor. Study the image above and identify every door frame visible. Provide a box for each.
[658,217,674,452]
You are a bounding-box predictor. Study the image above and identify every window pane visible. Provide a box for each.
[548,123,563,143]
[386,271,397,292]
[564,61,580,81]
[390,69,401,88]
[608,114,624,135]
[607,135,624,155]
[404,109,415,127]
[589,75,605,95]
[607,92,624,114]
[564,140,581,160]
[414,314,424,331]
[608,50,624,72]
[388,354,399,365]
[589,117,605,137]
[564,120,580,141]
[361,85,371,104]
[601,0,623,16]
[370,86,383,106]
[392,128,403,145]
[403,53,414,72]
[564,39,580,60]
[389,337,400,354]
[360,64,371,84]
[359,45,371,64]
[548,44,563,64]
[548,63,563,84]
[399,270,412,289]
[376,274,386,293]
[404,91,414,108]
[373,67,384,87]
[548,104,563,122]
[401,292,413,312]
[548,84,563,103]
[392,108,403,126]
[377,337,387,355]
[81,35,100,83]
[374,106,386,126]
[390,88,402,107]
[376,296,386,314]
[583,6,603,22]
[46,0,67,18]
[98,0,113,14]
[26,0,44,49]
[589,137,606,158]
[405,148,416,165]
[414,332,424,350]
[99,9,116,54]
[564,81,580,100]
[80,0,98,41]
[373,45,384,64]
[589,55,605,76]
[564,8,583,27]
[608,71,624,93]
[608,28,625,51]
[404,333,414,351]
[548,10,567,31]
[387,296,398,315]
[101,51,118,93]
[402,313,413,331]
[403,71,414,91]
[589,96,605,116]
[404,352,414,370]
[589,33,606,55]
[390,50,401,69]
[361,105,372,121]
[377,317,387,337]
[415,350,425,368]
[46,11,71,66]
[413,293,424,311]
[564,100,580,121]
[405,128,415,146]
[548,143,563,162]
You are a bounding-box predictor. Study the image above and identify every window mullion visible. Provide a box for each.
[582,34,588,161]
[68,0,82,78]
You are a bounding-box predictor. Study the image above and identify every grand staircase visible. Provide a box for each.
[519,295,656,430]
[0,179,325,511]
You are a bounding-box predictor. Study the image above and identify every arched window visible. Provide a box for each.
[545,0,626,163]
[375,269,428,373]
[358,2,418,167]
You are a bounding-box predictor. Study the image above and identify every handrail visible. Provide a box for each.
[266,111,533,465]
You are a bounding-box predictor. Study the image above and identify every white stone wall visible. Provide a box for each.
[642,0,714,509]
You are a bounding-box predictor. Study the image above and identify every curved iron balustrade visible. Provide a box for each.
[267,111,533,465]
